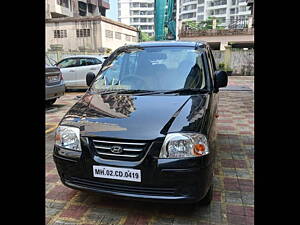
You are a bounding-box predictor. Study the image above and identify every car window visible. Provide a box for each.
[98,54,124,86]
[93,58,102,65]
[91,47,207,91]
[208,49,216,71]
[78,58,102,66]
[57,58,78,68]
[79,58,88,67]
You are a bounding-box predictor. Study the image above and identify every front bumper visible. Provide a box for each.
[53,140,214,203]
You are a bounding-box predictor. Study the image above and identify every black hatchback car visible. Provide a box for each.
[53,41,228,204]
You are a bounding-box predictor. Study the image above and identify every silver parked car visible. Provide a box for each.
[45,65,65,105]
[55,55,104,90]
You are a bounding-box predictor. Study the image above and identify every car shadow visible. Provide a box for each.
[76,190,211,215]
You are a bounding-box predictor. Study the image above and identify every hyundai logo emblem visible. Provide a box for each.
[110,145,123,154]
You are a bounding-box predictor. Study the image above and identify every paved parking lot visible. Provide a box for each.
[46,76,254,225]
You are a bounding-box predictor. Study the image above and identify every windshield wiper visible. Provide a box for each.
[163,88,209,95]
[115,89,155,94]
[91,89,154,95]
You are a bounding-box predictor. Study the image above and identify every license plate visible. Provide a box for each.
[47,76,59,82]
[93,165,141,182]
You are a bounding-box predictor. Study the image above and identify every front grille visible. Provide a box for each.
[90,138,150,161]
[70,177,177,196]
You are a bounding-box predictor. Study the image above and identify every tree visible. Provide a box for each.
[140,32,154,42]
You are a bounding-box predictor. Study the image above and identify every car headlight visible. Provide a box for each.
[159,133,209,158]
[55,126,81,151]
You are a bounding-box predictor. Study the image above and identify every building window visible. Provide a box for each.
[140,18,147,23]
[130,2,140,7]
[76,29,90,37]
[54,30,67,38]
[131,10,139,16]
[214,8,227,15]
[115,32,121,40]
[125,35,131,41]
[239,6,247,12]
[197,15,204,21]
[147,11,154,15]
[57,0,69,8]
[88,3,96,13]
[105,30,113,38]
[183,4,197,11]
[198,0,204,4]
[132,36,138,42]
[182,12,196,19]
[198,6,204,13]
[230,8,235,14]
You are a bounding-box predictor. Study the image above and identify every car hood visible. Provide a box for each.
[60,92,209,140]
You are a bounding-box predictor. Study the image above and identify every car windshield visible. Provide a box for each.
[90,46,207,92]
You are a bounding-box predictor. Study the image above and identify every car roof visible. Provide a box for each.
[62,55,105,60]
[125,41,207,48]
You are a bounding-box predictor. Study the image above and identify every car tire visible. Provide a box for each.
[46,98,56,106]
[198,185,213,205]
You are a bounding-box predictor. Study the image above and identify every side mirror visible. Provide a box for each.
[215,70,228,89]
[86,72,96,87]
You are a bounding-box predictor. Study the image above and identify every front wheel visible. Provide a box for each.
[198,185,213,205]
[46,98,56,106]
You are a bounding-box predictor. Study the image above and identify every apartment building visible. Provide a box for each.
[179,0,251,27]
[117,0,155,37]
[46,0,110,19]
[46,16,139,52]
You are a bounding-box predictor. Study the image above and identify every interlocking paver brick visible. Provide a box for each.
[225,191,243,204]
[60,204,89,220]
[226,204,244,216]
[227,214,247,225]
[46,76,254,225]
[46,185,77,201]
[224,178,240,191]
[244,206,254,217]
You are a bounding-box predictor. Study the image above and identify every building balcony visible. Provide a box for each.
[207,4,228,10]
[180,8,197,14]
[98,0,110,9]
[49,3,73,18]
[180,27,254,38]
[179,17,254,37]
[180,0,198,7]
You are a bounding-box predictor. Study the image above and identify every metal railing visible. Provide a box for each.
[182,18,250,31]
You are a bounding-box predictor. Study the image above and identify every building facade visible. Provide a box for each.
[46,0,110,19]
[178,0,251,27]
[46,16,139,52]
[117,0,155,37]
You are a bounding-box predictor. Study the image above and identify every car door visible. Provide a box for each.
[56,58,79,88]
[76,57,103,88]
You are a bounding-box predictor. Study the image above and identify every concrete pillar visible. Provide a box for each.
[220,41,227,51]
[176,0,180,40]
[248,16,253,28]
[212,19,217,30]
[224,45,232,70]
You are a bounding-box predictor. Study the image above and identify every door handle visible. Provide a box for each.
[90,68,97,70]
[69,70,75,72]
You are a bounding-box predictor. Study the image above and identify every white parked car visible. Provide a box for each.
[55,55,105,90]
